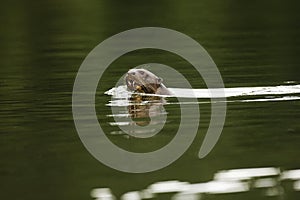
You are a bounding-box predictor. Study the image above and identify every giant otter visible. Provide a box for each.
[125,68,172,95]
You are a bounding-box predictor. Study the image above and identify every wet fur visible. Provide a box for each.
[125,69,172,95]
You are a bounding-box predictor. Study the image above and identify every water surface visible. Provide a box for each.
[1,0,300,200]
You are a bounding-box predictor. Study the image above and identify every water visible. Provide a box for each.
[91,167,300,199]
[107,84,300,99]
[1,0,300,199]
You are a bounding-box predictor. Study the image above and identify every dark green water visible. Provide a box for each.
[1,0,300,199]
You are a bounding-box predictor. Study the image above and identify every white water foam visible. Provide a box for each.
[105,84,300,103]
[169,84,300,98]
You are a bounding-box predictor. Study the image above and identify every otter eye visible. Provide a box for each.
[139,71,145,75]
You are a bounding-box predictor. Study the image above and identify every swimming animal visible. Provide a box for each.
[125,68,172,95]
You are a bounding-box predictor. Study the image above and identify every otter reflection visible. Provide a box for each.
[128,94,166,126]
[125,68,171,127]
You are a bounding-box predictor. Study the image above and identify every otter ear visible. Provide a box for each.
[157,77,163,84]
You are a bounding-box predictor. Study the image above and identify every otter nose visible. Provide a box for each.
[127,70,136,75]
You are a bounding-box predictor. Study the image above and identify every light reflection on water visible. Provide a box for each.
[91,167,300,200]
[105,84,300,136]
[105,84,300,99]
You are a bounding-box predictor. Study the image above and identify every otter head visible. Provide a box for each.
[125,69,163,94]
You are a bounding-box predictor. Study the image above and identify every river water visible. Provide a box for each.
[0,0,300,200]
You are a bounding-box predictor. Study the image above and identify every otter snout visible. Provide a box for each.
[127,69,137,76]
[125,69,141,91]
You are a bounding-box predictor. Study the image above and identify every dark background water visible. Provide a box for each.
[1,0,300,199]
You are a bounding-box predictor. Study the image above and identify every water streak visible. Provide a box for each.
[91,167,300,200]
[105,84,300,100]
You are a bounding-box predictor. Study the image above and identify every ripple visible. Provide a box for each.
[105,84,300,101]
[91,167,300,200]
